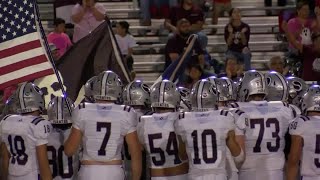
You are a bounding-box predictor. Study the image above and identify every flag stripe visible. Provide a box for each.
[0,33,39,51]
[0,47,44,67]
[0,62,53,84]
[0,69,53,90]
[0,40,41,59]
[0,55,48,75]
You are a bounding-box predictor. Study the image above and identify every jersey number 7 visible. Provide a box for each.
[97,122,112,156]
[250,118,280,153]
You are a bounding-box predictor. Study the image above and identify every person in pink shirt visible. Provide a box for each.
[287,1,314,54]
[47,18,72,59]
[71,0,107,42]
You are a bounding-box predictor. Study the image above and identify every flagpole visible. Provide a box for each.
[33,0,72,116]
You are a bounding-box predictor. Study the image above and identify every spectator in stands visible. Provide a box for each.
[140,0,178,25]
[164,0,207,50]
[300,32,320,81]
[218,55,243,81]
[71,0,106,42]
[314,1,320,31]
[165,19,205,69]
[47,18,72,59]
[210,0,232,35]
[224,8,251,71]
[286,1,313,54]
[179,64,211,89]
[268,56,290,76]
[115,21,138,77]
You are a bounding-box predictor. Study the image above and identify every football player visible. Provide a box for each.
[138,80,189,180]
[64,71,142,180]
[47,96,79,180]
[287,85,320,180]
[208,76,246,180]
[175,79,244,180]
[286,76,308,109]
[231,70,297,180]
[0,82,52,180]
[123,80,152,180]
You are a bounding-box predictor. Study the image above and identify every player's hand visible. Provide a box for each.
[241,27,248,33]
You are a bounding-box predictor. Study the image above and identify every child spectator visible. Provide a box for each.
[115,21,138,76]
[224,8,251,71]
[47,18,72,59]
[218,55,243,82]
[268,56,290,76]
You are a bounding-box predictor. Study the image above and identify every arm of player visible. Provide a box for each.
[227,130,245,169]
[126,131,142,180]
[177,135,188,162]
[64,127,82,157]
[37,144,53,180]
[1,142,9,180]
[286,135,302,180]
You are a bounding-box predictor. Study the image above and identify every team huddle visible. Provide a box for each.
[0,69,320,180]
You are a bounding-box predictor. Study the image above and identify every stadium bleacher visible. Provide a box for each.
[38,0,295,84]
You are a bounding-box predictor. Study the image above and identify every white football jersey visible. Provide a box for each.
[72,102,137,162]
[231,101,296,171]
[175,110,235,176]
[0,114,52,176]
[47,127,79,180]
[289,115,320,177]
[138,112,183,169]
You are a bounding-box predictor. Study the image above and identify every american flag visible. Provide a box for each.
[0,0,53,90]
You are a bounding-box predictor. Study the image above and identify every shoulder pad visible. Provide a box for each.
[78,102,86,110]
[31,117,45,125]
[234,109,245,116]
[282,102,289,108]
[300,115,310,122]
[179,112,185,119]
[220,110,229,117]
[229,102,239,108]
[290,106,298,118]
[123,105,132,112]
[1,114,12,122]
[144,111,154,115]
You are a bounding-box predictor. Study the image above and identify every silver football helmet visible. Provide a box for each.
[178,86,191,112]
[301,85,320,114]
[84,76,97,102]
[92,71,123,101]
[287,76,308,107]
[11,82,45,114]
[214,77,235,102]
[47,96,75,124]
[191,79,218,111]
[123,80,150,107]
[238,70,267,102]
[150,80,180,109]
[265,71,289,101]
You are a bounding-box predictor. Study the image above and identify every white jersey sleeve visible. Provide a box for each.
[71,103,85,130]
[120,105,138,136]
[230,109,248,136]
[289,115,309,136]
[32,119,52,146]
